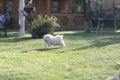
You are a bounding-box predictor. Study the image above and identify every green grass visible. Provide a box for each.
[0,29,120,80]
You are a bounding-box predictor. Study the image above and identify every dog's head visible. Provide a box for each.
[55,34,64,38]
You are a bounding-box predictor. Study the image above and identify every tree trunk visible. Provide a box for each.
[19,0,25,36]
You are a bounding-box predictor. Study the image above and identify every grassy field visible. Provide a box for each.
[0,30,120,80]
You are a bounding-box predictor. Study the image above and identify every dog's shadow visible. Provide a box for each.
[36,47,62,52]
[22,47,62,53]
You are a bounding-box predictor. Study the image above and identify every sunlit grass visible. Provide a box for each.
[0,30,120,80]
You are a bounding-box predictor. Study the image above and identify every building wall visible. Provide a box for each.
[4,0,85,30]
[11,0,48,28]
[12,0,19,28]
[0,0,5,12]
[50,0,84,30]
[33,0,47,15]
[51,14,84,30]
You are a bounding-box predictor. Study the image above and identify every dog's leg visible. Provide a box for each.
[62,44,65,47]
[45,43,52,48]
[45,43,48,48]
[61,41,65,47]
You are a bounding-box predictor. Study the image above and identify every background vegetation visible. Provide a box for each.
[31,14,60,38]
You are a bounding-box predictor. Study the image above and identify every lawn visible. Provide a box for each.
[0,30,120,80]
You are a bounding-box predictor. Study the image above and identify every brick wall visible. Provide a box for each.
[51,13,85,30]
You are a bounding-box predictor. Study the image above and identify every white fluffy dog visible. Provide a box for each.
[43,34,65,48]
[106,73,120,80]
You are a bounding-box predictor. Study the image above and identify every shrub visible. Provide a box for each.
[30,14,60,38]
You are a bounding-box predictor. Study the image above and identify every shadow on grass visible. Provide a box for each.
[36,47,61,51]
[114,64,120,70]
[64,30,120,40]
[63,31,120,50]
[0,29,34,42]
[0,37,33,42]
[72,37,120,51]
[22,47,61,53]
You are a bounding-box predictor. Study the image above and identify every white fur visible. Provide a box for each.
[43,34,65,48]
[106,73,120,80]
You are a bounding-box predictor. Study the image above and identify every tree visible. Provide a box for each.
[19,0,25,36]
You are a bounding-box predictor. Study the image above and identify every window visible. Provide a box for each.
[6,0,12,12]
[51,0,71,13]
[51,0,59,13]
[51,0,83,14]
[0,0,4,12]
[60,0,71,13]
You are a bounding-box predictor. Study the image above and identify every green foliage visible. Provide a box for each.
[31,14,60,38]
[72,0,83,13]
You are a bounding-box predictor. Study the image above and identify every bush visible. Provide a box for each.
[30,14,60,38]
